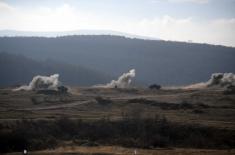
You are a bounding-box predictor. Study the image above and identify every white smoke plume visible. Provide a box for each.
[207,73,235,87]
[184,73,235,89]
[13,74,60,91]
[95,69,136,88]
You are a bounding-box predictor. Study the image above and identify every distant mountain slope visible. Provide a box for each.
[0,30,159,40]
[0,52,111,87]
[0,35,235,86]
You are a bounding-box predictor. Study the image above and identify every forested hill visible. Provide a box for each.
[0,52,111,87]
[0,35,235,86]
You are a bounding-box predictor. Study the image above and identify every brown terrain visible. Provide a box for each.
[0,87,235,154]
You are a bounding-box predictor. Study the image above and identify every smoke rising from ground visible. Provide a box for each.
[184,73,235,89]
[13,74,60,91]
[95,69,136,88]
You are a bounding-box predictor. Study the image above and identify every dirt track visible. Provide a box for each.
[0,87,235,129]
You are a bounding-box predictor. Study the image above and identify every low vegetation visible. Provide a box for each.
[149,84,161,90]
[95,96,112,105]
[127,98,202,110]
[0,116,234,153]
[0,88,235,154]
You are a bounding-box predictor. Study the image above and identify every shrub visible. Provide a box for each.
[192,109,204,114]
[95,96,112,105]
[149,84,161,90]
[31,96,44,104]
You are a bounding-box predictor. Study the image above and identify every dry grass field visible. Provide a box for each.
[1,87,235,129]
[0,87,235,154]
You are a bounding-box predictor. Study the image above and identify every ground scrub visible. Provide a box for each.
[0,117,234,153]
[127,98,196,110]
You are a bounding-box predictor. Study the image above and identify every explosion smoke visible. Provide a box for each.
[13,74,60,91]
[184,73,235,89]
[95,69,136,88]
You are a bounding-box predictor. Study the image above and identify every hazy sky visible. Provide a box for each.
[0,0,235,46]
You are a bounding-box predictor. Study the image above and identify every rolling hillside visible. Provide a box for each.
[0,52,111,87]
[0,35,235,86]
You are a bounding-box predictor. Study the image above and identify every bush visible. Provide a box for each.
[31,96,44,104]
[192,109,204,114]
[180,101,193,109]
[95,96,112,105]
[149,84,161,90]
[0,130,29,152]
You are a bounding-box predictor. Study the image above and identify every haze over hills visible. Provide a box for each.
[0,30,159,40]
[0,35,235,87]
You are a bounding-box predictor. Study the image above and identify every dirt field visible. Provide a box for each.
[0,87,235,129]
[1,87,235,154]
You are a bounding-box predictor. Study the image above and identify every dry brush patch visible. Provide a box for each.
[0,116,235,153]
